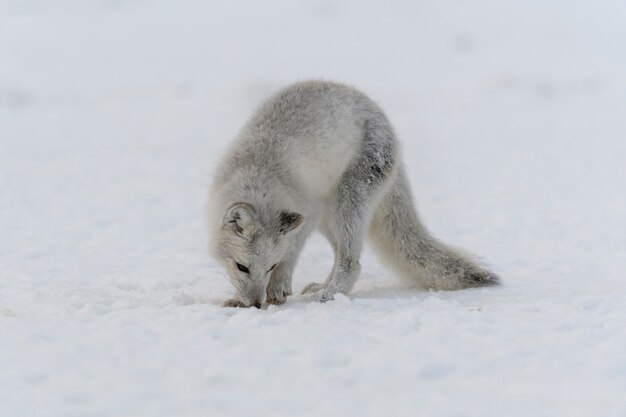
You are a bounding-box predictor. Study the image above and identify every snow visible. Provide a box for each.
[2,1,626,416]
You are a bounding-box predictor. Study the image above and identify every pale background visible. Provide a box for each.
[1,1,626,416]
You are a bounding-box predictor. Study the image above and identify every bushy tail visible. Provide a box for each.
[368,169,499,290]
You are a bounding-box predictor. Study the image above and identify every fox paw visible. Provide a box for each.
[301,282,327,295]
[312,290,334,303]
[266,282,291,305]
[301,283,336,302]
[223,298,247,308]
[266,290,288,305]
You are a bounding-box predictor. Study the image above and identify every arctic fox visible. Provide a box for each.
[210,80,498,308]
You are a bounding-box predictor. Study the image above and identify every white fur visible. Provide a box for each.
[209,80,498,307]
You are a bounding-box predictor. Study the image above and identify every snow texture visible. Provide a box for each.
[2,1,626,416]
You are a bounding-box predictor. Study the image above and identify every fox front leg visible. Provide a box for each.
[266,230,307,304]
[266,263,292,305]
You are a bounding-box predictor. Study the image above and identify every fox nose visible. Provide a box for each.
[252,302,262,309]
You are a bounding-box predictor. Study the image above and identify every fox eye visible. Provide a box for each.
[236,263,249,273]
[267,264,277,273]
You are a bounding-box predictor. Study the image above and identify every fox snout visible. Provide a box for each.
[238,283,266,308]
[245,294,264,309]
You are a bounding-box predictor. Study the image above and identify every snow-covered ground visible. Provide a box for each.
[2,1,626,416]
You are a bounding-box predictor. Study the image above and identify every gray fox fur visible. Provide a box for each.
[209,80,498,308]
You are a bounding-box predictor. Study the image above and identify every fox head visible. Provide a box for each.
[214,202,304,307]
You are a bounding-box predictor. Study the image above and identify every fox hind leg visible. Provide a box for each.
[302,123,396,300]
[302,172,392,300]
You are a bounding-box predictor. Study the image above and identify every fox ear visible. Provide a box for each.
[279,212,304,235]
[224,202,256,237]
